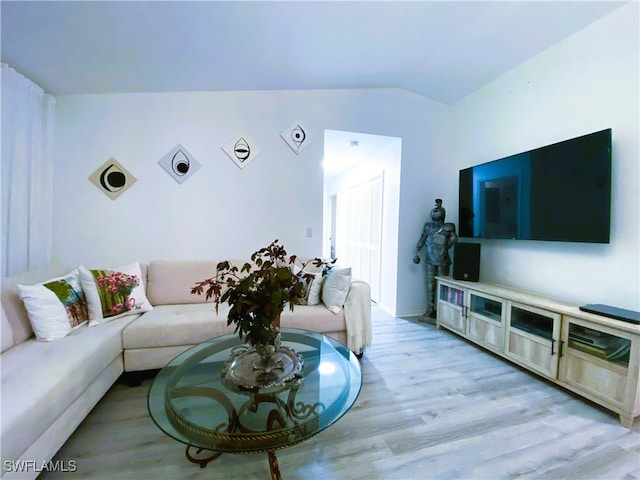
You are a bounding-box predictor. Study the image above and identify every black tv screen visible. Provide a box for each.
[459,128,611,243]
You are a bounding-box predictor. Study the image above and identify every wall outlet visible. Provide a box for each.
[306,227,313,238]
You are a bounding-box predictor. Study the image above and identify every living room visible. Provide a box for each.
[1,1,639,478]
[1,1,638,317]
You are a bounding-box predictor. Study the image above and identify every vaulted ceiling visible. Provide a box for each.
[1,1,627,104]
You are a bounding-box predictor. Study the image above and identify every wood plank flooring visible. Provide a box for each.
[43,307,640,479]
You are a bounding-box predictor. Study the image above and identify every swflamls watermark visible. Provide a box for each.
[3,460,78,473]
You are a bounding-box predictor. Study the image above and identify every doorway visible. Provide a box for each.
[323,129,401,307]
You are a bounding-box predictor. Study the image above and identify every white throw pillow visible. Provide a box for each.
[293,265,323,306]
[79,262,152,326]
[17,268,89,341]
[321,267,352,314]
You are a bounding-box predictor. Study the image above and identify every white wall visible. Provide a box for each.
[52,3,638,314]
[441,3,639,310]
[53,88,446,288]
[395,98,452,317]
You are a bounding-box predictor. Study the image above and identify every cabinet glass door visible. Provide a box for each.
[470,294,502,323]
[467,292,504,352]
[568,324,631,367]
[436,283,466,335]
[440,284,464,307]
[506,302,560,378]
[510,306,554,340]
[559,317,635,415]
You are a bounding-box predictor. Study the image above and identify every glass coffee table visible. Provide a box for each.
[147,328,362,479]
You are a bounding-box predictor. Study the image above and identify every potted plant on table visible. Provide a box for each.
[191,240,333,386]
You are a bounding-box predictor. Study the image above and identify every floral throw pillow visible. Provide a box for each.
[18,268,89,341]
[79,262,152,326]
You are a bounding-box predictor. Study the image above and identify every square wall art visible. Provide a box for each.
[281,121,312,155]
[158,144,202,183]
[222,134,261,169]
[89,158,137,200]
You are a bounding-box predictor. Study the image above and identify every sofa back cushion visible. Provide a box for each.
[147,260,245,305]
[0,265,74,350]
[1,305,13,353]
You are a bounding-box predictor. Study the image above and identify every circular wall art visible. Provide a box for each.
[88,157,137,200]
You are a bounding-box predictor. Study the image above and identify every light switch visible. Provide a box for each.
[306,227,313,238]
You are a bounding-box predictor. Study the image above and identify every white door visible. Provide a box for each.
[336,175,383,302]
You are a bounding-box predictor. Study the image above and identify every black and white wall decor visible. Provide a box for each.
[89,157,137,200]
[281,121,312,155]
[158,144,202,184]
[222,133,261,169]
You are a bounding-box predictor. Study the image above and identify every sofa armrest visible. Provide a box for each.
[343,280,372,355]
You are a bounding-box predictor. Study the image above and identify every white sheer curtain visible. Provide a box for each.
[1,63,55,277]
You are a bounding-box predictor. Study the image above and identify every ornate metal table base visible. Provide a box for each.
[268,450,282,480]
[180,385,319,479]
[148,330,362,480]
[185,445,222,468]
[184,445,281,480]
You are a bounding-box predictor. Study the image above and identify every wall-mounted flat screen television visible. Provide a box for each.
[459,128,611,243]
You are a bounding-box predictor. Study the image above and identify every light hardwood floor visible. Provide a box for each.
[43,306,639,479]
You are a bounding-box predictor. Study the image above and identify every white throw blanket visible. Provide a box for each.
[343,280,372,354]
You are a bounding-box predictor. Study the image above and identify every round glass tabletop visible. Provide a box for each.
[147,328,362,455]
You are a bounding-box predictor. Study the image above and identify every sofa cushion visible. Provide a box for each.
[17,268,89,341]
[148,259,254,305]
[146,260,222,305]
[122,303,236,349]
[122,302,346,351]
[280,304,346,333]
[1,305,13,353]
[0,314,138,465]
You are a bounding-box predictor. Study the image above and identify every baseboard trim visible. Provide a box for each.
[376,303,426,319]
[376,303,397,317]
[394,310,428,318]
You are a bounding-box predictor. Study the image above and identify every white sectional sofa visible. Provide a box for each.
[0,260,371,479]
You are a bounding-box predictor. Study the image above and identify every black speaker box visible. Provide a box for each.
[453,243,481,281]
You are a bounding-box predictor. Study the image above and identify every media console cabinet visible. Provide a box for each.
[435,276,640,427]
